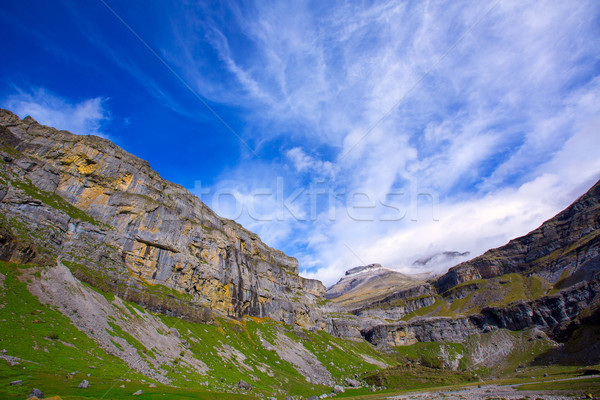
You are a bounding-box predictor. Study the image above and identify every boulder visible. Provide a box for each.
[344,377,361,387]
[28,388,44,398]
[78,379,90,389]
[333,384,345,394]
[237,380,252,390]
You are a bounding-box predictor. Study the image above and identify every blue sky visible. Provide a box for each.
[2,0,600,286]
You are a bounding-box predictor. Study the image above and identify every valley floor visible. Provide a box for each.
[385,375,600,400]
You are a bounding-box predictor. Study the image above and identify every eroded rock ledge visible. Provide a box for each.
[0,109,325,329]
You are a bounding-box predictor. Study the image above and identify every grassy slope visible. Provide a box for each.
[401,272,553,321]
[1,261,598,399]
[0,261,397,399]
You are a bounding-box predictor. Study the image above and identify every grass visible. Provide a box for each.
[391,341,469,370]
[0,261,148,399]
[401,296,454,320]
[153,314,396,398]
[364,364,478,390]
[409,273,555,320]
[0,260,298,398]
[0,259,596,399]
[10,179,109,228]
[518,377,600,397]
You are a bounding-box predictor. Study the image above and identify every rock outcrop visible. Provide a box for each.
[435,180,600,293]
[362,279,600,348]
[0,110,325,329]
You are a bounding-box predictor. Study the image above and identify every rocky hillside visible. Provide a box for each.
[0,109,325,329]
[1,109,600,398]
[329,179,600,355]
[435,179,600,293]
[326,264,435,322]
[0,258,396,399]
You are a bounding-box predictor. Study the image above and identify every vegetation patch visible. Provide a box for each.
[364,364,478,390]
[10,179,109,227]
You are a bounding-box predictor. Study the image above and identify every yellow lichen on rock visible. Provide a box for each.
[118,173,133,190]
[391,328,416,346]
[192,279,234,315]
[60,147,100,175]
[74,185,109,210]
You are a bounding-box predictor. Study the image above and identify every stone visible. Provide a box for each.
[9,380,22,385]
[28,388,44,398]
[78,379,90,389]
[333,385,344,394]
[148,383,157,388]
[344,377,361,387]
[132,389,143,396]
[237,380,252,390]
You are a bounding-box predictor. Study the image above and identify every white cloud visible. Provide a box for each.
[173,0,600,286]
[286,147,337,179]
[2,88,109,137]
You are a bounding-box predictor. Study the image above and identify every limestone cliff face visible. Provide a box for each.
[0,110,325,328]
[435,179,600,293]
[362,279,600,348]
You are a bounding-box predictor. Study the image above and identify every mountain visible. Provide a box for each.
[435,178,600,292]
[326,264,425,304]
[355,179,600,357]
[0,109,599,398]
[325,264,434,322]
[0,109,324,329]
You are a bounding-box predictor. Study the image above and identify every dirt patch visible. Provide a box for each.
[264,330,333,386]
[28,263,209,383]
[387,383,579,399]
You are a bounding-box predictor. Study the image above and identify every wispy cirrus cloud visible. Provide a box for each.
[48,0,599,286]
[174,0,600,286]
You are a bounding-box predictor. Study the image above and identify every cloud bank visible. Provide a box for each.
[5,1,598,287]
[172,0,600,286]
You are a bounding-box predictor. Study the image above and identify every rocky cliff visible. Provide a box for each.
[1,107,599,350]
[435,180,600,293]
[0,109,326,328]
[363,278,600,349]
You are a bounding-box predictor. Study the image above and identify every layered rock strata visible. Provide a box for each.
[0,110,325,328]
[435,180,600,293]
[363,279,600,348]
